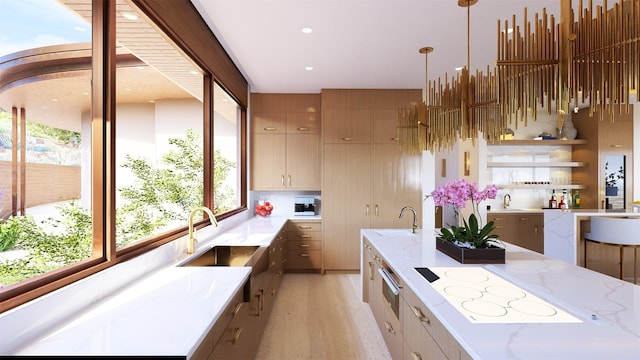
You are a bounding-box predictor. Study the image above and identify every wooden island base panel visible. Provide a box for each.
[362,229,640,360]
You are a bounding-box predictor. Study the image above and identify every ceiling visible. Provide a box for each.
[190,0,579,94]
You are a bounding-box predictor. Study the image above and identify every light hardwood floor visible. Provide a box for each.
[255,274,392,360]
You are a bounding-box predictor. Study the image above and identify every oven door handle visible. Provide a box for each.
[378,268,400,295]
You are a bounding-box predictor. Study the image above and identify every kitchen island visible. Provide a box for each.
[543,209,640,264]
[362,229,640,359]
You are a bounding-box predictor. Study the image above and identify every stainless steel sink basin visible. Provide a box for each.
[180,245,261,267]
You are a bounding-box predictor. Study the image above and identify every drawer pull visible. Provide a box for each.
[231,302,243,316]
[299,235,312,238]
[519,217,528,221]
[411,305,430,324]
[342,137,354,141]
[297,127,310,131]
[298,225,312,229]
[230,327,243,345]
[384,321,396,334]
[298,244,311,248]
[410,352,422,360]
[391,137,399,141]
[263,127,277,131]
[299,253,311,257]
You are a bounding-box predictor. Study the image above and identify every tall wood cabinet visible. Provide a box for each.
[250,94,321,190]
[572,108,634,209]
[322,89,422,271]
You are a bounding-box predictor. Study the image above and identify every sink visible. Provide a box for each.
[374,230,415,237]
[180,245,261,267]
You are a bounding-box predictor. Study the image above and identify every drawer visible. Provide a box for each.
[402,298,447,360]
[286,249,322,269]
[402,286,462,360]
[287,240,322,250]
[287,221,322,232]
[287,231,322,241]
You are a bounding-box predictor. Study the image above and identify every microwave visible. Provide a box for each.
[294,197,316,216]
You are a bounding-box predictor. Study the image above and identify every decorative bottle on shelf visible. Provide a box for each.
[549,189,557,208]
[559,193,566,209]
[573,190,581,208]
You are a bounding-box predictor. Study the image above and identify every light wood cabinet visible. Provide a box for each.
[322,89,422,272]
[401,282,468,360]
[250,94,321,190]
[363,237,472,360]
[286,220,322,272]
[192,282,247,360]
[488,213,544,253]
[572,107,634,209]
[363,238,403,359]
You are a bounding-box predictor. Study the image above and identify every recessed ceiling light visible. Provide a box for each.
[305,66,314,71]
[302,27,313,34]
[455,66,464,71]
[136,66,145,70]
[121,12,139,21]
[189,70,200,75]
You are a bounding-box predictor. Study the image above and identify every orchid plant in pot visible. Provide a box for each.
[431,179,501,249]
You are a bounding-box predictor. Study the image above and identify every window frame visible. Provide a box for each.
[0,0,248,313]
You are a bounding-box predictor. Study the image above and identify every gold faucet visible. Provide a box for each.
[399,206,418,233]
[188,206,218,254]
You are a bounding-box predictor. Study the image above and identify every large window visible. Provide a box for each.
[0,1,94,287]
[213,83,242,214]
[114,1,206,249]
[0,0,247,312]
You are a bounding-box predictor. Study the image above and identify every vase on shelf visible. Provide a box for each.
[560,120,577,140]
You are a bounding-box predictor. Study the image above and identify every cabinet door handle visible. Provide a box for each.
[342,137,354,141]
[410,352,423,360]
[366,204,370,215]
[288,175,291,186]
[391,137,399,141]
[281,175,285,186]
[534,225,538,235]
[384,321,396,334]
[411,305,430,324]
[263,127,277,131]
[298,244,311,248]
[298,225,312,229]
[519,217,528,221]
[299,234,312,238]
[297,127,309,131]
[375,204,379,216]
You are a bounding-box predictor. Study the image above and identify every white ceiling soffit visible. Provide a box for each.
[191,0,609,94]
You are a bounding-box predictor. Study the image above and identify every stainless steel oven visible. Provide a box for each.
[379,266,401,319]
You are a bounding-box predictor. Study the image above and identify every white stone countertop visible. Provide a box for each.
[362,229,640,360]
[5,215,297,357]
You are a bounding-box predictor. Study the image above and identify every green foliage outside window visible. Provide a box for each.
[0,130,236,286]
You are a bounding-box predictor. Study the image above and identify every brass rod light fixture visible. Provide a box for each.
[398,0,501,154]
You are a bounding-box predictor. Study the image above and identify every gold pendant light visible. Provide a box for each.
[398,0,501,154]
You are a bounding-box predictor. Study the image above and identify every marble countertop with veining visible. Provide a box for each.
[362,229,640,359]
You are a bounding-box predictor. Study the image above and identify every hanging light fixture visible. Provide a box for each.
[398,0,502,154]
[497,0,640,123]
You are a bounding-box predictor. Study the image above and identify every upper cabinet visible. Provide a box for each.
[250,94,321,191]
